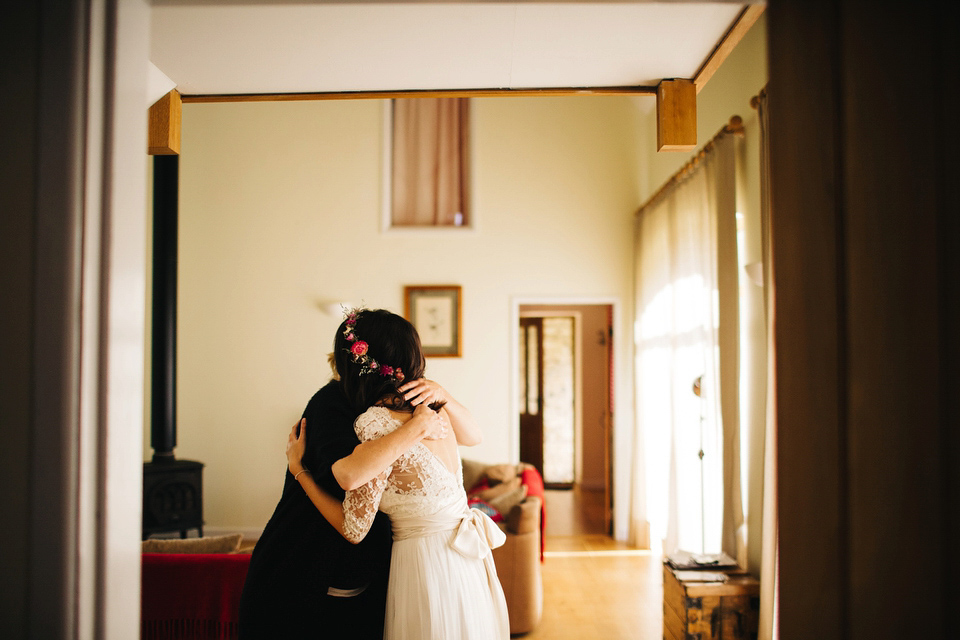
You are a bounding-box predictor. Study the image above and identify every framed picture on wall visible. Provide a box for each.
[403,285,461,357]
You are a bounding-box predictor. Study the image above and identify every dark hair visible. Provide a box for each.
[334,309,425,414]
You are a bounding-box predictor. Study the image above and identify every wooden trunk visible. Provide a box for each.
[663,564,760,640]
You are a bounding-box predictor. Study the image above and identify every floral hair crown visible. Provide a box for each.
[342,309,405,382]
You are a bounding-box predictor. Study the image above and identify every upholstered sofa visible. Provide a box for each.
[462,460,546,636]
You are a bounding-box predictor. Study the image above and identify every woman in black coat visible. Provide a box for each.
[238,377,445,639]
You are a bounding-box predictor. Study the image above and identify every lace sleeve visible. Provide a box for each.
[342,465,391,543]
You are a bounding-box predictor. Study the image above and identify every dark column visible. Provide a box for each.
[151,154,178,462]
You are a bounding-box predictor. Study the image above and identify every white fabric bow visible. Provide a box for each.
[451,508,507,559]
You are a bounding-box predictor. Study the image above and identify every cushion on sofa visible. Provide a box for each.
[484,463,520,485]
[461,458,488,494]
[506,495,542,535]
[141,533,243,554]
[487,484,528,516]
[471,475,521,501]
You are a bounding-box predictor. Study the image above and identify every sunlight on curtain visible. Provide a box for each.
[630,135,739,556]
[754,88,780,640]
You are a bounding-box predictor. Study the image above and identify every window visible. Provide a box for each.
[384,97,471,229]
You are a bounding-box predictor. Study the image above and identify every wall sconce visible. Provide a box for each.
[318,301,353,317]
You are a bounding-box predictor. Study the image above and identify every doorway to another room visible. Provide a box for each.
[518,303,614,537]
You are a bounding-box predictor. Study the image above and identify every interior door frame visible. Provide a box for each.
[509,296,621,529]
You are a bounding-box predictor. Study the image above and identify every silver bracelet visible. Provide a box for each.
[294,469,309,481]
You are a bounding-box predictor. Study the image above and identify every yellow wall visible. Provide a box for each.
[163,96,642,534]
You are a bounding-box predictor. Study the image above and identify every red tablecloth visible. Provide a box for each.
[141,553,251,640]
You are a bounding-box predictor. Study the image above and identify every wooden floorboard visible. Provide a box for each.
[516,490,662,639]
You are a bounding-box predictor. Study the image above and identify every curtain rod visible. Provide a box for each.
[635,115,744,216]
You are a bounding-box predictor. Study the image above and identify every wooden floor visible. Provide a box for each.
[517,488,662,639]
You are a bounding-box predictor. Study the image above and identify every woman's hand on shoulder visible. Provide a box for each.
[400,378,450,409]
[401,378,481,446]
[413,402,449,441]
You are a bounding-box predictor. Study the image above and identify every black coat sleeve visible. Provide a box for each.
[300,379,358,496]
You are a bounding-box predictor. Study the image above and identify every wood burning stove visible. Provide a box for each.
[143,459,204,539]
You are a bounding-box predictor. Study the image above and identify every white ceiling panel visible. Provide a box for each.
[507,3,742,88]
[150,2,749,96]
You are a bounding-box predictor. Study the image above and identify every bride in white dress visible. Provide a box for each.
[286,308,510,640]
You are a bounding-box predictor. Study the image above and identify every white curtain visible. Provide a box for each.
[755,89,780,640]
[630,134,741,558]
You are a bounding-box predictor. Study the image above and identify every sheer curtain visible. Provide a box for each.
[755,89,780,640]
[630,134,741,558]
[390,97,470,227]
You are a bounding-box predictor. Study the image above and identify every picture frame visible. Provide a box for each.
[403,285,462,357]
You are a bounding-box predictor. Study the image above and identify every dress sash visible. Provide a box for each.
[392,501,506,560]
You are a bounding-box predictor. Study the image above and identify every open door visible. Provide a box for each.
[519,317,545,478]
[519,304,613,532]
[519,316,578,489]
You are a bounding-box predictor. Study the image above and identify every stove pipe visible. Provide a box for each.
[151,155,178,462]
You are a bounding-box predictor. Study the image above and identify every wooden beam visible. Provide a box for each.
[694,4,766,93]
[179,85,658,104]
[148,90,182,155]
[656,79,697,152]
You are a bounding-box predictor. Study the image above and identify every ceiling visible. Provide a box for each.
[150,1,753,99]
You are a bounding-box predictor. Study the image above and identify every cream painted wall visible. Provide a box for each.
[163,96,642,534]
[637,14,768,571]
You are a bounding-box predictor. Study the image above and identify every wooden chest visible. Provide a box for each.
[663,564,760,640]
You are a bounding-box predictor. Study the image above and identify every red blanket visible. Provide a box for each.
[141,553,251,640]
[518,468,547,561]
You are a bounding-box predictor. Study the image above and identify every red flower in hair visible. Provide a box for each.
[342,307,404,382]
[351,341,368,356]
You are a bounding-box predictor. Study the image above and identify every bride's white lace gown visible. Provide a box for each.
[343,407,510,640]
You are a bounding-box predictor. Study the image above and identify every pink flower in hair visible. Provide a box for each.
[351,341,368,356]
[395,369,405,382]
[380,365,393,376]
